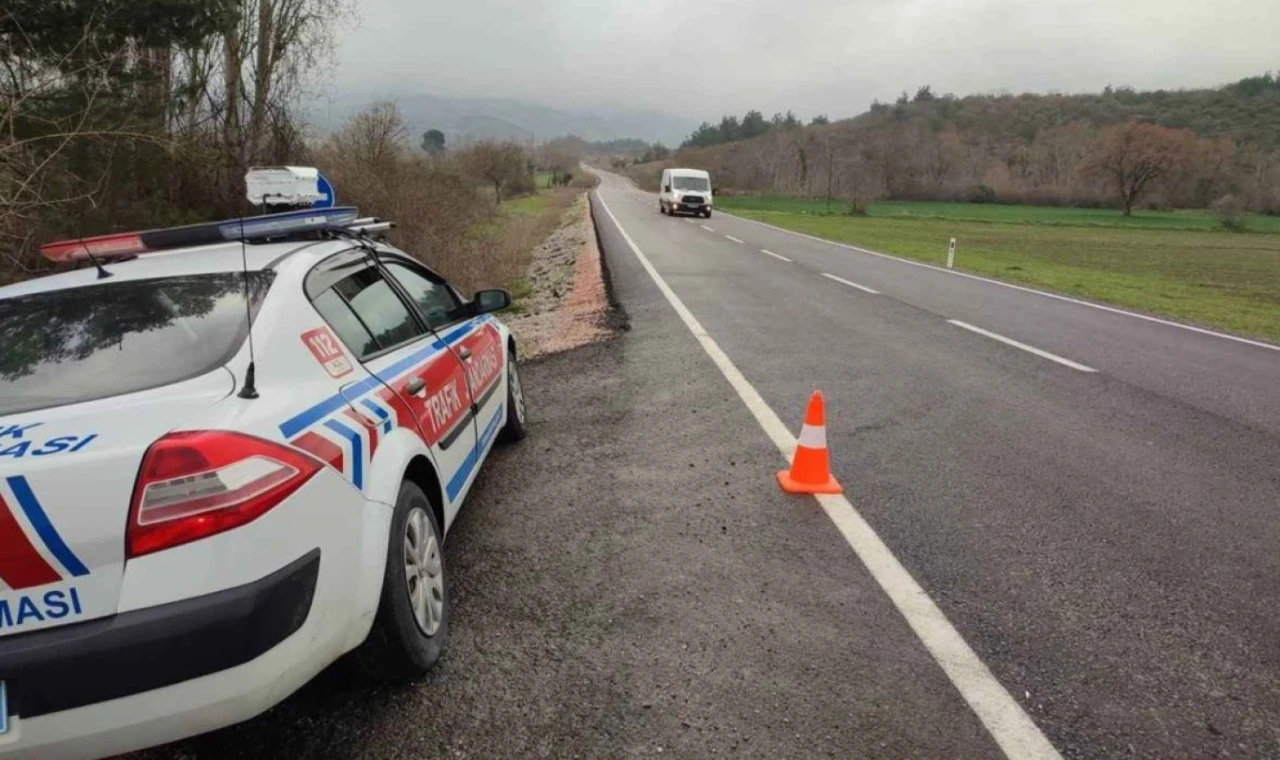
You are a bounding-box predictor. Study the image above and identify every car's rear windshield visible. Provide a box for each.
[673,176,710,191]
[0,272,273,415]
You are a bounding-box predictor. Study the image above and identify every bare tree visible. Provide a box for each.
[330,100,406,169]
[459,141,527,204]
[1085,121,1195,215]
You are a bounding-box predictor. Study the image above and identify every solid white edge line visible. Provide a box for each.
[700,225,716,232]
[593,191,1063,760]
[761,249,793,262]
[948,320,1097,373]
[724,211,1280,353]
[725,235,745,243]
[821,272,880,294]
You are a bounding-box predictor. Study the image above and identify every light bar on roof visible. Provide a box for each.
[39,206,360,263]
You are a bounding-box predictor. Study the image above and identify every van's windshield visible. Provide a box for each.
[673,176,710,192]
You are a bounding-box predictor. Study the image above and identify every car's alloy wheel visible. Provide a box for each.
[499,348,528,443]
[510,357,527,425]
[404,507,444,636]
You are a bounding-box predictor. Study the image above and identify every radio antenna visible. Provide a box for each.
[236,209,259,399]
[73,204,113,279]
[77,240,114,279]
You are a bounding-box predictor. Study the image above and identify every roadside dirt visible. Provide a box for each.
[504,193,619,360]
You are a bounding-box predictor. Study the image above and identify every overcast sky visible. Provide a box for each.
[330,0,1280,123]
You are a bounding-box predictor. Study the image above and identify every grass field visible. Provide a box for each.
[503,191,561,217]
[715,196,1280,341]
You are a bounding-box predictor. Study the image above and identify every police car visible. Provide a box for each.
[0,170,528,759]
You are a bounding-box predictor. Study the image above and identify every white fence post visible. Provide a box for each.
[947,238,956,269]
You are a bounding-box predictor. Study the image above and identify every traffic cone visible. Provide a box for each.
[777,391,843,494]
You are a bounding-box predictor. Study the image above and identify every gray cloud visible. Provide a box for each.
[331,0,1280,126]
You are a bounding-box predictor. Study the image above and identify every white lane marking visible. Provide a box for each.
[725,235,745,244]
[726,212,1280,353]
[821,272,880,294]
[595,192,1062,760]
[948,320,1097,373]
[684,218,696,223]
[701,225,716,232]
[761,249,792,262]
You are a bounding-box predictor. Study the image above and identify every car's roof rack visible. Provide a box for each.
[39,207,395,264]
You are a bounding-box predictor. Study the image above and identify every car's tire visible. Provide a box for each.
[498,348,527,443]
[353,481,449,681]
[659,202,666,215]
[703,208,713,218]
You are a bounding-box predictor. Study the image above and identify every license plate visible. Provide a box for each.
[0,681,8,734]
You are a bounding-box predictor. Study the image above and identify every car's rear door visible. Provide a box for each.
[305,254,476,513]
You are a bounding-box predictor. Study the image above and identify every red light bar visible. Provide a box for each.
[38,206,360,265]
[40,233,145,263]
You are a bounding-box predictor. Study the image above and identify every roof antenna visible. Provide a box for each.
[236,210,259,400]
[78,240,114,279]
[73,206,113,279]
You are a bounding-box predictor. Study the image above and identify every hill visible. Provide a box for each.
[315,93,697,146]
[854,77,1280,151]
[651,76,1280,213]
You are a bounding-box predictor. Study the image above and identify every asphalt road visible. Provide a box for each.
[132,173,1279,760]
[592,171,1280,759]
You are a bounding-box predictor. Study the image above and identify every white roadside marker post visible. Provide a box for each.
[947,237,957,269]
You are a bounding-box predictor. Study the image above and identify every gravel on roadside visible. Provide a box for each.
[504,193,619,359]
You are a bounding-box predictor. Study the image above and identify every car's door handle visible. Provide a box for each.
[457,347,472,361]
[405,376,427,396]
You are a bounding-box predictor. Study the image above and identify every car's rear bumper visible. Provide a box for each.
[0,470,382,760]
[0,549,319,720]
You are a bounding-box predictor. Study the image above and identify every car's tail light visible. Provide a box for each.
[127,431,322,557]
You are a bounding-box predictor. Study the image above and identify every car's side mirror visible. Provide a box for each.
[663,184,671,193]
[712,187,720,195]
[473,288,511,314]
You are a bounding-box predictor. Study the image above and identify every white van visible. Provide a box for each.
[659,168,713,218]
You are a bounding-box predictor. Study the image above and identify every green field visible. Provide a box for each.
[503,191,560,217]
[715,197,1280,341]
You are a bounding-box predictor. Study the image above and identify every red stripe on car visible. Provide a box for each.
[0,494,62,590]
[292,431,344,473]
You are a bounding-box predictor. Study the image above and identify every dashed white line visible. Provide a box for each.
[700,225,716,232]
[725,235,744,244]
[725,212,1278,353]
[683,218,696,223]
[760,249,792,262]
[821,273,879,294]
[948,320,1097,373]
[594,192,1062,760]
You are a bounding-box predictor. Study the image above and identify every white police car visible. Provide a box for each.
[0,197,527,758]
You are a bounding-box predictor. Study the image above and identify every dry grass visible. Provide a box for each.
[459,187,579,294]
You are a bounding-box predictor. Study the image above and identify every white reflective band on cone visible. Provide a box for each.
[797,424,827,449]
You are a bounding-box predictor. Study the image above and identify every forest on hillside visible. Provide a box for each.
[647,77,1280,214]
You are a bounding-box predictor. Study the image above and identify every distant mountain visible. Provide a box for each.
[316,93,697,147]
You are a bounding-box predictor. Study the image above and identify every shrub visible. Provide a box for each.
[968,184,998,203]
[846,195,871,216]
[1211,194,1247,229]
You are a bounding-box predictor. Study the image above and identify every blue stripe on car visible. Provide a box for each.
[280,319,485,439]
[445,403,505,502]
[323,420,363,489]
[6,476,89,577]
[360,399,392,433]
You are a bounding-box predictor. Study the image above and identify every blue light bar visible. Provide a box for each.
[216,206,359,241]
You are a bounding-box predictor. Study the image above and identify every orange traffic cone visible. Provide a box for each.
[777,391,843,494]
